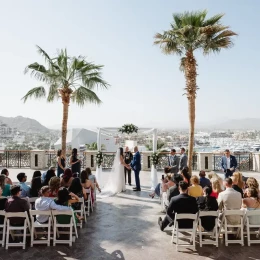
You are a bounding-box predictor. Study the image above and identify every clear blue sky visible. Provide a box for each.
[0,0,259,128]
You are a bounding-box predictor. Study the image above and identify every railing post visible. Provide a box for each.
[30,150,46,170]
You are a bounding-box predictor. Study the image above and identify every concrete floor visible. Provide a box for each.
[1,169,260,259]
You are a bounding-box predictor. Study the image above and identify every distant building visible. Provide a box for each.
[54,128,118,152]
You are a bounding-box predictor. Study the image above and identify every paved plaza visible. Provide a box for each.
[1,169,260,259]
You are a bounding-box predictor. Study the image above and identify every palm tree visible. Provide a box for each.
[86,142,106,151]
[22,46,109,155]
[145,140,165,151]
[154,10,237,173]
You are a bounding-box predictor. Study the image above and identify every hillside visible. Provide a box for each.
[211,118,260,130]
[0,116,50,133]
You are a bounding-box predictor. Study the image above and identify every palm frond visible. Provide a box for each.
[71,86,102,106]
[22,87,46,103]
[47,84,59,102]
[179,57,186,72]
[203,13,224,26]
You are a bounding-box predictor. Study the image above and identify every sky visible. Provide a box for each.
[0,0,259,129]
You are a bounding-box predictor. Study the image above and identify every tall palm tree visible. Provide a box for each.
[154,10,237,173]
[22,46,109,154]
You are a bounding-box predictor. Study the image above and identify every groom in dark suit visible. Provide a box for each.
[130,146,141,191]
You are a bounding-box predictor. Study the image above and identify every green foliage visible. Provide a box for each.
[86,142,106,151]
[118,124,138,135]
[150,153,159,165]
[145,140,165,151]
[95,151,103,167]
[154,10,237,57]
[22,46,109,105]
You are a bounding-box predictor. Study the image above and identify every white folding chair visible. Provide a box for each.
[171,213,198,251]
[0,211,6,247]
[52,210,78,247]
[29,210,52,247]
[198,211,219,247]
[246,210,260,246]
[5,212,31,250]
[85,188,93,216]
[220,209,244,246]
[73,197,86,228]
[93,183,97,206]
[28,197,38,210]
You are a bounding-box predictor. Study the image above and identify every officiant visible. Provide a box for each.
[124,146,133,185]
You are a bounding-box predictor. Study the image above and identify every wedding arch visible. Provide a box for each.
[95,127,158,190]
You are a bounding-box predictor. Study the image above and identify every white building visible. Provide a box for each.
[54,128,118,152]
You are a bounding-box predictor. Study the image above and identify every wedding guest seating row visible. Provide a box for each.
[171,209,260,251]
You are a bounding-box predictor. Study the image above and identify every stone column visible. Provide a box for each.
[142,152,151,171]
[252,153,260,172]
[30,150,46,170]
[197,152,213,171]
[85,151,97,171]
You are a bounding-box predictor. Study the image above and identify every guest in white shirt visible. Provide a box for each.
[35,186,70,223]
[218,177,242,224]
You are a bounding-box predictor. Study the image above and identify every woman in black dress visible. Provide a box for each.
[57,150,65,177]
[70,148,81,175]
[196,186,218,231]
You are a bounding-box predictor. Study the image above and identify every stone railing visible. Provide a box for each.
[0,150,259,172]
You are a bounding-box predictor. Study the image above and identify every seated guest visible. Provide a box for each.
[149,168,170,199]
[68,177,87,210]
[41,166,55,183]
[35,186,71,223]
[158,181,198,231]
[188,175,203,198]
[208,171,224,189]
[85,168,101,192]
[0,187,7,224]
[0,175,11,197]
[81,170,94,203]
[242,187,260,224]
[196,186,218,231]
[244,177,260,198]
[5,185,30,226]
[32,170,42,179]
[218,178,242,224]
[54,187,84,223]
[162,174,175,208]
[48,176,60,197]
[17,172,30,198]
[30,177,42,197]
[1,168,12,185]
[167,175,182,203]
[233,171,244,190]
[42,168,56,186]
[60,168,74,188]
[180,167,190,185]
[231,176,243,198]
[210,178,223,199]
[199,170,211,188]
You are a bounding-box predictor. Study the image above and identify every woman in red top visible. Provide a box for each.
[48,176,60,197]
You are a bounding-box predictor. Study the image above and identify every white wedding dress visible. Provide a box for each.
[98,149,126,197]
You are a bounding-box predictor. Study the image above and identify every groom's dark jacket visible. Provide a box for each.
[130,151,141,171]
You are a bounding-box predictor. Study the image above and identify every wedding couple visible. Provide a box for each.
[101,146,141,196]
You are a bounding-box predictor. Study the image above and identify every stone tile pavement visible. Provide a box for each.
[1,169,260,259]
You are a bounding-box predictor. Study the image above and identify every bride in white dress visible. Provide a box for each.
[99,147,130,197]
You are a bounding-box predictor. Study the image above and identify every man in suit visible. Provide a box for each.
[221,149,238,178]
[130,146,141,191]
[218,177,242,225]
[167,175,182,203]
[165,149,179,174]
[158,181,198,231]
[124,146,133,185]
[179,147,188,171]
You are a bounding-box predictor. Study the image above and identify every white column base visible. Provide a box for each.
[96,166,104,188]
[151,165,158,191]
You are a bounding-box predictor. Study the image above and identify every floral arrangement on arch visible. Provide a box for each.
[150,152,159,166]
[95,151,103,167]
[118,124,138,135]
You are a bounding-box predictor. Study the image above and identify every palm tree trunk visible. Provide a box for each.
[61,100,69,155]
[184,50,197,175]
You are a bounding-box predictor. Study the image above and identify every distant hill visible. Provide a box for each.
[0,116,50,133]
[211,118,260,130]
